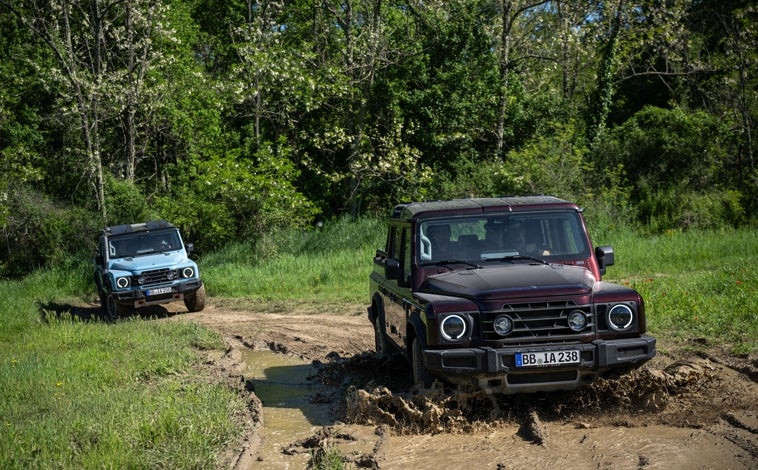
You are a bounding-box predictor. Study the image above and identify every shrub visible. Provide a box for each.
[104,175,150,226]
[639,187,745,233]
[0,187,98,278]
[495,120,589,201]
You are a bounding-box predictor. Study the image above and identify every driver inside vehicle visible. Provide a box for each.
[427,224,452,260]
[507,222,550,256]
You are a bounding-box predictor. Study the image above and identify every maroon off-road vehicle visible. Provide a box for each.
[368,196,656,393]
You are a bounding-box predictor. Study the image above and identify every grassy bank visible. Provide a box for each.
[202,217,385,303]
[595,228,757,354]
[0,267,245,469]
[0,220,754,468]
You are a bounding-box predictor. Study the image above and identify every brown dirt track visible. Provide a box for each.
[164,301,757,470]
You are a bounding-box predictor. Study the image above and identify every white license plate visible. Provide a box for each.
[515,350,580,367]
[146,287,173,296]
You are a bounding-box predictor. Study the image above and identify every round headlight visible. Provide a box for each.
[493,315,513,336]
[608,304,634,331]
[440,315,466,341]
[182,267,195,278]
[567,310,588,331]
[116,276,130,288]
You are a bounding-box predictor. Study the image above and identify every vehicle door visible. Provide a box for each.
[383,222,412,349]
[94,235,109,291]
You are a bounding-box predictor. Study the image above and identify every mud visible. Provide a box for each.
[163,302,758,469]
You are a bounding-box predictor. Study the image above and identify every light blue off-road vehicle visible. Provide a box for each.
[94,220,205,320]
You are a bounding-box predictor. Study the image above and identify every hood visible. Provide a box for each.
[108,251,189,272]
[421,263,594,300]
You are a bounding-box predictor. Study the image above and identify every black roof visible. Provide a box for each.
[391,196,579,220]
[101,220,176,236]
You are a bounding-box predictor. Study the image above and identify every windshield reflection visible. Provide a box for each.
[418,212,589,263]
[108,230,182,258]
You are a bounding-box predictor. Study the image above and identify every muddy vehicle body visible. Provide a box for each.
[94,220,205,320]
[368,197,656,394]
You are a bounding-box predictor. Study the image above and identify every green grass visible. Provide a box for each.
[0,266,245,469]
[202,217,385,303]
[596,228,757,354]
[0,220,754,468]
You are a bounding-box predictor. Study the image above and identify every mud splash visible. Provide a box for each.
[342,358,720,434]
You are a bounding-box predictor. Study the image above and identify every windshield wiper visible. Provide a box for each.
[420,259,481,269]
[498,255,548,265]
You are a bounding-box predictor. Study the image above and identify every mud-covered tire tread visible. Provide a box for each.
[184,284,206,312]
[412,336,434,388]
[374,311,389,356]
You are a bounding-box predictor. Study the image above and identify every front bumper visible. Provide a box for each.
[111,280,203,307]
[423,335,656,394]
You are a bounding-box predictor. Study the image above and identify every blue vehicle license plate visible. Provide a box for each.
[515,350,580,367]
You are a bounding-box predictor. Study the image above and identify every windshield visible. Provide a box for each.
[418,211,590,263]
[108,229,182,258]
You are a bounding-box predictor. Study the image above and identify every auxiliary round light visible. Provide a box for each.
[182,267,195,278]
[116,276,130,289]
[608,304,634,331]
[137,275,147,285]
[440,315,466,341]
[493,315,513,336]
[567,310,588,331]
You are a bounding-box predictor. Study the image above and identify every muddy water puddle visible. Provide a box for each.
[242,349,333,469]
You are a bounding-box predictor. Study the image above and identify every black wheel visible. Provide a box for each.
[411,336,434,388]
[184,284,206,312]
[94,274,107,311]
[374,311,389,356]
[106,295,122,322]
[97,286,107,312]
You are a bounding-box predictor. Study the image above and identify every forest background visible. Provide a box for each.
[0,0,755,278]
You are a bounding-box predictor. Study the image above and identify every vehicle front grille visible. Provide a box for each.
[133,268,175,287]
[482,300,593,344]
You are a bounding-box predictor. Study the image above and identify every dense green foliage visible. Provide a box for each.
[1,0,756,277]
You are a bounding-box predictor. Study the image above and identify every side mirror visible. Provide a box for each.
[185,243,194,254]
[95,254,104,265]
[385,258,402,281]
[595,245,615,275]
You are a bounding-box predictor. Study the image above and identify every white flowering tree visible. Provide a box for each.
[4,0,184,221]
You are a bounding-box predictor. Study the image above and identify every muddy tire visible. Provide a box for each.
[184,284,206,312]
[412,336,434,388]
[374,312,389,356]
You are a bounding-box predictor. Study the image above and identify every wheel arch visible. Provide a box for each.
[406,312,428,360]
[369,293,385,325]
